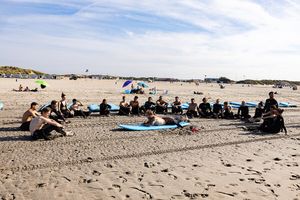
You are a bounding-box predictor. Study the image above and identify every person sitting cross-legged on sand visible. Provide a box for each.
[248,101,264,123]
[48,100,68,123]
[143,110,188,126]
[100,99,111,116]
[119,96,131,115]
[212,99,223,118]
[30,107,73,140]
[59,93,73,118]
[130,96,140,115]
[20,102,40,131]
[171,96,183,114]
[156,96,168,114]
[223,102,234,119]
[70,99,90,118]
[199,97,212,118]
[186,98,199,118]
[236,101,251,120]
[140,97,156,114]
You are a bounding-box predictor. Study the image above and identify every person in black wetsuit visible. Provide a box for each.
[264,91,278,113]
[100,99,111,116]
[48,100,67,123]
[237,101,251,120]
[199,97,212,118]
[212,99,223,118]
[223,101,234,119]
[141,97,156,113]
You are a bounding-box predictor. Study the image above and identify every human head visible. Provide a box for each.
[202,97,207,103]
[145,110,154,117]
[148,97,152,101]
[258,101,264,108]
[134,96,138,100]
[122,96,125,101]
[269,91,274,99]
[159,96,163,100]
[41,107,51,117]
[175,96,179,101]
[102,99,107,104]
[216,99,220,104]
[191,98,195,103]
[30,102,38,110]
[241,101,246,106]
[61,93,66,100]
[51,100,58,108]
[224,101,228,106]
[72,99,77,103]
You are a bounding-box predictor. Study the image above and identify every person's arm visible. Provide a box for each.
[107,104,112,109]
[42,116,63,127]
[237,107,241,116]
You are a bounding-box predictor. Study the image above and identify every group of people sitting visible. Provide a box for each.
[20,91,286,140]
[20,93,91,139]
[13,84,38,92]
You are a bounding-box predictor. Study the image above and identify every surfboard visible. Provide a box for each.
[88,104,120,112]
[279,102,297,107]
[0,101,3,110]
[38,102,50,112]
[119,122,190,131]
[246,102,258,107]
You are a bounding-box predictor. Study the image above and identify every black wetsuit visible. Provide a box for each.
[264,98,278,113]
[199,103,212,117]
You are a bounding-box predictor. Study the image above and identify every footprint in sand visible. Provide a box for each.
[112,184,121,192]
[168,173,178,180]
[92,170,101,176]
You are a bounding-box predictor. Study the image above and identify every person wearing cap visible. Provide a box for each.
[186,98,199,118]
[156,96,168,114]
[130,96,140,115]
[171,96,183,114]
[199,97,212,118]
[264,91,278,113]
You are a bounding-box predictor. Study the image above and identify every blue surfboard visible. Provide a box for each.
[246,102,258,107]
[88,103,120,112]
[119,122,190,131]
[279,102,297,107]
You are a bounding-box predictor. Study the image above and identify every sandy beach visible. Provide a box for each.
[0,78,299,200]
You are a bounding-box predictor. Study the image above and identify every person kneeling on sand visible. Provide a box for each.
[143,110,188,126]
[20,102,40,131]
[30,107,73,140]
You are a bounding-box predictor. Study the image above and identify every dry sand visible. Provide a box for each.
[0,78,299,200]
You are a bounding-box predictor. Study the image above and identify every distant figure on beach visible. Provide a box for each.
[119,96,130,115]
[20,102,40,131]
[212,99,223,118]
[156,96,168,114]
[143,110,187,126]
[30,107,73,140]
[171,96,183,114]
[264,91,278,113]
[186,98,199,118]
[199,97,212,118]
[236,101,251,120]
[59,93,73,118]
[100,99,111,116]
[19,84,23,91]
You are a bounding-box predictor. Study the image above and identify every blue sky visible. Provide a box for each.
[0,0,300,80]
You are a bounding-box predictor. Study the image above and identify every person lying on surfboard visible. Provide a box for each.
[143,110,188,127]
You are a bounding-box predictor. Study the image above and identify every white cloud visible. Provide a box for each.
[0,0,300,80]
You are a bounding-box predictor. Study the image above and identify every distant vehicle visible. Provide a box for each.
[69,75,78,80]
